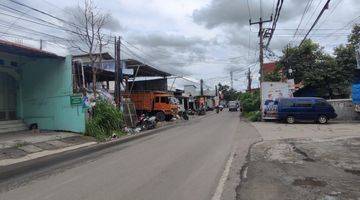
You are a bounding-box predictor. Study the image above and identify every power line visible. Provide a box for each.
[301,0,324,35]
[325,15,360,38]
[265,0,283,47]
[299,0,331,46]
[317,0,344,29]
[246,0,252,19]
[293,0,313,39]
[6,0,76,28]
[0,4,78,35]
[0,20,75,42]
[0,11,64,30]
[260,0,263,18]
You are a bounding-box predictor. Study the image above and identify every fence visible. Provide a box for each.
[327,99,360,122]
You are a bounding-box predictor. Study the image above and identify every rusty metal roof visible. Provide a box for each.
[0,39,63,59]
[124,59,171,77]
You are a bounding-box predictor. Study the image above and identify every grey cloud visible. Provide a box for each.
[132,33,208,48]
[225,25,252,47]
[103,15,123,31]
[193,0,308,29]
[129,33,210,67]
[122,33,212,75]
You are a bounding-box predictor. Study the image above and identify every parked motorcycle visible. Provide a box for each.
[137,114,157,130]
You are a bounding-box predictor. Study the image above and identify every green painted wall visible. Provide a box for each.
[20,56,85,133]
[0,51,85,133]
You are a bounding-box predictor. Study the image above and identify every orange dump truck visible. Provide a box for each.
[124,91,178,121]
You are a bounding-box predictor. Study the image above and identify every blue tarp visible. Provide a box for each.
[352,84,360,103]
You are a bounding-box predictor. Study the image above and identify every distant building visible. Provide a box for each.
[263,62,278,75]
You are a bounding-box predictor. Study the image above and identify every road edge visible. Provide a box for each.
[219,119,263,200]
[0,113,216,183]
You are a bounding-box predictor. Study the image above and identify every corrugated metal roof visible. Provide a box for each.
[0,39,64,59]
[124,59,171,77]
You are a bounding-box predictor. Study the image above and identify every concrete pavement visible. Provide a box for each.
[0,111,260,200]
[237,122,360,200]
[251,121,360,140]
[0,131,96,167]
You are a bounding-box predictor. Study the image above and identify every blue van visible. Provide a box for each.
[276,97,337,124]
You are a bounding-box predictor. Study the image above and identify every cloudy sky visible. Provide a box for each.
[1,0,359,90]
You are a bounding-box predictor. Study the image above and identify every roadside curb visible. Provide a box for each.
[0,112,216,182]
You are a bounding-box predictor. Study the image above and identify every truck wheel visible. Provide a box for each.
[165,115,173,121]
[156,112,166,122]
[286,116,295,124]
[318,115,328,124]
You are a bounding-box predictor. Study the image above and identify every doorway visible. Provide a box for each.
[0,73,17,120]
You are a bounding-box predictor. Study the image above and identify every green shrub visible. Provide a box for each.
[246,111,261,122]
[85,100,124,141]
[240,91,260,113]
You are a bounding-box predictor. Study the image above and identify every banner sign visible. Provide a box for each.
[261,82,293,119]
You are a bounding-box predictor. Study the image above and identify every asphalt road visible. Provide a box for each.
[0,111,260,200]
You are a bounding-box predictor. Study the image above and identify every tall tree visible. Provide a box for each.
[67,0,112,95]
[217,83,240,101]
[334,24,360,84]
[278,34,359,99]
[278,39,322,85]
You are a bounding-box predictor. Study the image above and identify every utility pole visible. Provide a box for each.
[249,16,272,115]
[40,39,43,50]
[114,36,122,108]
[230,71,233,89]
[200,79,204,96]
[118,36,123,104]
[247,68,252,92]
[249,16,272,83]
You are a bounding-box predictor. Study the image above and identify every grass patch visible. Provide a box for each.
[85,100,125,141]
[243,111,261,122]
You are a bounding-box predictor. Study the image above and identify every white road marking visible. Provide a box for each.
[211,151,235,200]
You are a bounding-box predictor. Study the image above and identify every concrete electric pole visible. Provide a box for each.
[200,79,204,96]
[249,15,272,116]
[230,71,233,89]
[247,68,252,92]
[249,17,272,83]
[249,16,272,115]
[115,36,122,108]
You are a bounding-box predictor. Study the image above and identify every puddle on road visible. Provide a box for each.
[292,177,327,187]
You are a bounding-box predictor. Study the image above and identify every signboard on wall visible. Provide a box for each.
[261,82,293,119]
[70,94,83,106]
